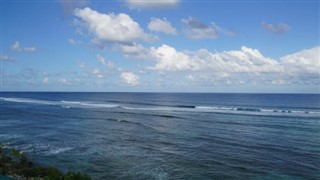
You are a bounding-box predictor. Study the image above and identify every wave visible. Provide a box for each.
[1,97,119,109]
[236,108,261,112]
[1,97,319,117]
[45,147,73,155]
[0,97,57,105]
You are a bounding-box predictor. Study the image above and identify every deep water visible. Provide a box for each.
[1,92,319,179]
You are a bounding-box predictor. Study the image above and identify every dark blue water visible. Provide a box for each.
[1,92,319,179]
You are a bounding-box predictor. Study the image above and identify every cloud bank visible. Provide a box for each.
[124,43,319,85]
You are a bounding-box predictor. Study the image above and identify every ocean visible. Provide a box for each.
[0,92,319,179]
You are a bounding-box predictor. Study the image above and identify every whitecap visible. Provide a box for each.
[45,147,73,155]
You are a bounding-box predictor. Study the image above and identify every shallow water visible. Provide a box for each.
[1,92,319,179]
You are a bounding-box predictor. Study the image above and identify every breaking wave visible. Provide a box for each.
[1,97,319,117]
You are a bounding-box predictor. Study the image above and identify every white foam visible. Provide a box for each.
[46,147,73,155]
[79,102,119,108]
[2,97,319,117]
[196,106,219,110]
[122,106,180,111]
[1,97,56,105]
[1,97,119,109]
[61,100,81,104]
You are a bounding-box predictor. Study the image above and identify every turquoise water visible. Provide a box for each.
[1,92,319,179]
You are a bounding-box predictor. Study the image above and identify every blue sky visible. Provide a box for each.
[1,0,319,92]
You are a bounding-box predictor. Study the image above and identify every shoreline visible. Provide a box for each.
[0,145,91,180]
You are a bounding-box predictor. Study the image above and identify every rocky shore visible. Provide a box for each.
[0,145,91,180]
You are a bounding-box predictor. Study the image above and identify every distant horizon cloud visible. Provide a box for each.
[121,72,140,86]
[119,43,319,86]
[125,0,180,10]
[10,41,37,52]
[59,78,72,85]
[262,21,290,34]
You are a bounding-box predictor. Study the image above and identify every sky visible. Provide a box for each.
[1,0,319,93]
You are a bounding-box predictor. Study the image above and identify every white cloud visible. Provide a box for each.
[92,69,104,78]
[280,46,320,74]
[0,55,15,61]
[262,21,290,34]
[106,61,114,69]
[181,17,235,40]
[96,54,106,65]
[150,44,201,71]
[117,42,152,60]
[68,38,82,45]
[96,54,114,68]
[212,22,237,36]
[10,41,36,52]
[148,44,281,73]
[182,17,218,40]
[131,44,319,85]
[74,7,153,43]
[121,72,140,86]
[148,18,176,35]
[59,78,71,85]
[125,0,179,10]
[271,79,286,85]
[43,77,49,84]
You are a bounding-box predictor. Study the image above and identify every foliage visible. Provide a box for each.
[0,146,91,180]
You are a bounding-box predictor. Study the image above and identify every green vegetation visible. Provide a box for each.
[0,144,91,180]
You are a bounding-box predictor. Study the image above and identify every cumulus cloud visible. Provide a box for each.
[121,72,140,86]
[262,21,290,34]
[148,44,280,72]
[117,42,152,59]
[148,18,176,34]
[10,41,36,52]
[125,0,180,10]
[181,17,236,40]
[74,7,153,43]
[150,44,200,71]
[280,46,320,74]
[0,55,15,61]
[126,43,319,85]
[182,17,218,40]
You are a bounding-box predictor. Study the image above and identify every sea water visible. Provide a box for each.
[0,92,319,179]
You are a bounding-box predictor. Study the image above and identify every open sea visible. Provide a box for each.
[0,92,319,179]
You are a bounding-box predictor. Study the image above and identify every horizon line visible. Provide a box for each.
[1,91,319,95]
